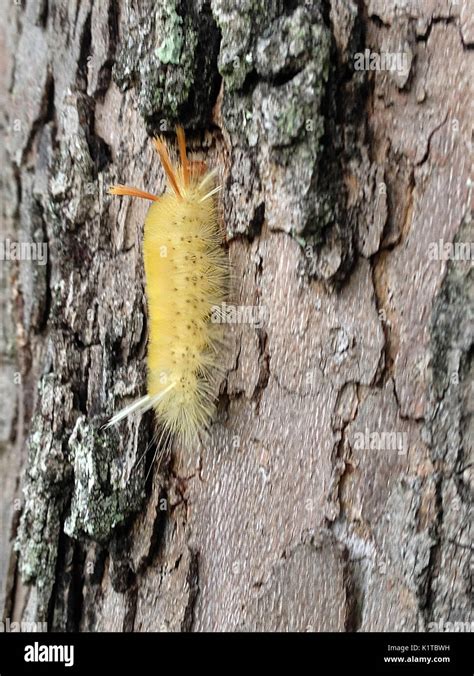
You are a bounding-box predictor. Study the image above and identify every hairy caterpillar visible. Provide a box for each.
[107,128,228,448]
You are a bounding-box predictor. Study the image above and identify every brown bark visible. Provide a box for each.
[0,0,472,632]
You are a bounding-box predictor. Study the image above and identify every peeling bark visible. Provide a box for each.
[0,0,472,632]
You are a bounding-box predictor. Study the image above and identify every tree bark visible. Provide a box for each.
[1,0,472,632]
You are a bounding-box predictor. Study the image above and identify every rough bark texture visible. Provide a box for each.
[1,0,472,632]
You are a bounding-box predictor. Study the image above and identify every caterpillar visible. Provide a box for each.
[106,128,229,448]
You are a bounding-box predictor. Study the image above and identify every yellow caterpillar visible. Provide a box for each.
[107,128,228,447]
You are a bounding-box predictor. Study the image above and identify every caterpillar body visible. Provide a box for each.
[107,128,228,447]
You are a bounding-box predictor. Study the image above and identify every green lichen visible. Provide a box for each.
[64,417,146,543]
[212,0,278,91]
[15,378,146,617]
[114,0,221,129]
[155,2,184,65]
[15,376,74,615]
[217,2,334,242]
